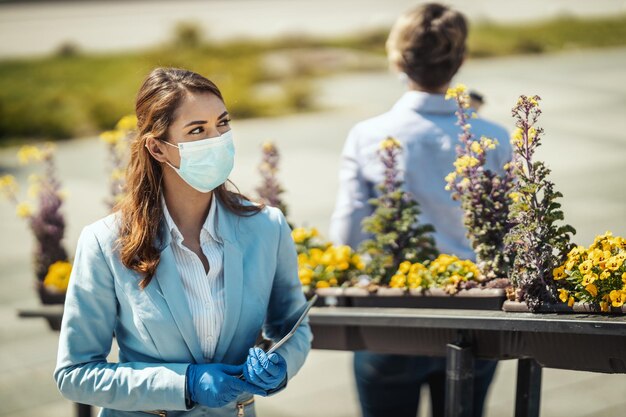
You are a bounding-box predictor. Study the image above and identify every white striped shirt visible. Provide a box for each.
[161,195,225,361]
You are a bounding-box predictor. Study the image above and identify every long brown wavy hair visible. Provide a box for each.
[115,67,263,289]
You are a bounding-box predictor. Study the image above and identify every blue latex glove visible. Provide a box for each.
[243,347,288,391]
[186,363,265,408]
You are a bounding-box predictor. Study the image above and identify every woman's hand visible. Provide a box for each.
[243,347,288,391]
[186,363,265,408]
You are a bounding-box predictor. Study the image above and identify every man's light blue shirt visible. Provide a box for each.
[330,90,513,261]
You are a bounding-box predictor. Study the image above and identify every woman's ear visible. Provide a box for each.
[144,136,170,164]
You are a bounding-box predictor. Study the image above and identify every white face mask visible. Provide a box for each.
[160,130,235,193]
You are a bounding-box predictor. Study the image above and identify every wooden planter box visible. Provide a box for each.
[503,300,626,314]
[312,286,506,311]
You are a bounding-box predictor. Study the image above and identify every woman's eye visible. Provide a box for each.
[189,127,204,135]
[218,119,231,127]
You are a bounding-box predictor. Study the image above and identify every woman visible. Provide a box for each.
[330,3,511,417]
[54,68,312,417]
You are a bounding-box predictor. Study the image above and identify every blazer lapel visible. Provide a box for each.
[154,232,205,364]
[212,197,245,363]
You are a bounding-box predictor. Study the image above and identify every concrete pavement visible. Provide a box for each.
[1,0,625,58]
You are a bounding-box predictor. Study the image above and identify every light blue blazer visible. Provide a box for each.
[54,197,312,416]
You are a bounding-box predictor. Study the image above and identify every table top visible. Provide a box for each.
[308,307,626,336]
[18,305,626,336]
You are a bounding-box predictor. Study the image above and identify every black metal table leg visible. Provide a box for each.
[515,358,542,417]
[76,402,92,417]
[445,343,475,417]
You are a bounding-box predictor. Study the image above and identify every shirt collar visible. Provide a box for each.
[161,194,222,245]
[392,90,457,115]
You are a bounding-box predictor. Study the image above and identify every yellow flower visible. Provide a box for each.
[297,253,309,265]
[337,261,350,271]
[0,175,18,198]
[552,266,566,280]
[528,127,538,144]
[508,192,521,203]
[380,137,401,150]
[606,257,623,271]
[600,301,609,312]
[511,128,524,147]
[111,168,125,181]
[609,290,626,307]
[309,248,323,264]
[445,84,467,100]
[568,296,575,307]
[16,202,33,218]
[291,227,308,244]
[351,254,365,270]
[407,272,423,288]
[600,270,612,280]
[409,263,426,274]
[389,274,407,289]
[298,267,313,282]
[585,283,598,297]
[481,137,497,150]
[590,249,611,268]
[43,261,72,292]
[100,130,125,145]
[335,245,351,263]
[582,273,598,286]
[115,114,138,132]
[578,259,593,274]
[316,281,330,289]
[558,289,569,303]
[320,250,335,266]
[17,145,44,165]
[470,141,483,154]
[622,272,626,285]
[398,261,411,274]
[445,172,457,183]
[261,142,276,153]
[568,246,584,257]
[565,258,577,271]
[57,189,69,201]
[454,155,479,174]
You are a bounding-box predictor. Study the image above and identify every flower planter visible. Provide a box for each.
[312,286,506,310]
[503,300,626,314]
[312,287,352,307]
[346,287,506,311]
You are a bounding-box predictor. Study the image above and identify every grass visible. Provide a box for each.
[1,15,625,145]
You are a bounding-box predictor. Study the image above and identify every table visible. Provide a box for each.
[307,307,626,417]
[18,306,626,417]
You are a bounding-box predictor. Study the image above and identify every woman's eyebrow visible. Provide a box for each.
[183,120,207,128]
[182,112,229,128]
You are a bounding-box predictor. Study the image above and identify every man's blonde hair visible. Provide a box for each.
[386,3,468,90]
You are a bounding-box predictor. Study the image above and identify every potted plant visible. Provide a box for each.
[99,114,136,210]
[445,84,515,284]
[503,95,577,312]
[0,144,71,304]
[356,137,439,290]
[545,232,626,313]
